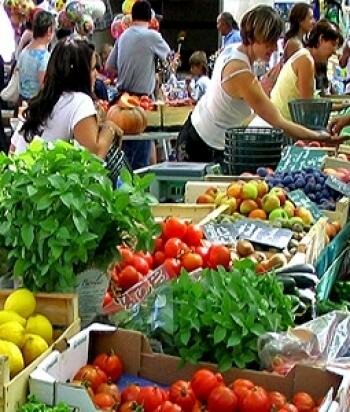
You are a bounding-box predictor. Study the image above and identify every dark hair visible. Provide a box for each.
[189,51,208,74]
[32,10,54,39]
[285,3,313,40]
[219,12,239,31]
[131,0,152,22]
[56,27,73,40]
[21,39,94,141]
[240,5,283,46]
[305,19,343,48]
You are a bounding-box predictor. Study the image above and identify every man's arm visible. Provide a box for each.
[106,41,118,76]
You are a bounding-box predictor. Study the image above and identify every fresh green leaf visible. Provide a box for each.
[21,225,34,249]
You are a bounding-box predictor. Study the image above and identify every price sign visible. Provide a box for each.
[326,175,350,197]
[203,223,237,245]
[276,146,327,173]
[287,190,323,221]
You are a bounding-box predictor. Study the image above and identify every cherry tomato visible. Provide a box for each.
[96,382,121,405]
[154,237,164,252]
[207,244,231,269]
[269,391,287,409]
[73,365,107,392]
[131,255,150,275]
[154,251,166,267]
[163,258,181,279]
[154,401,182,412]
[169,380,196,412]
[190,369,223,402]
[240,386,271,412]
[195,246,210,266]
[118,265,143,290]
[207,385,238,412]
[185,224,204,246]
[93,392,116,410]
[230,378,254,405]
[103,291,113,307]
[292,392,315,412]
[136,251,153,269]
[93,352,123,381]
[164,237,183,259]
[137,386,164,412]
[118,246,134,265]
[181,252,203,272]
[163,217,187,240]
[121,384,141,403]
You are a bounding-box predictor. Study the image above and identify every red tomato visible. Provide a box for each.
[292,392,315,412]
[192,400,208,412]
[240,386,271,412]
[153,401,183,412]
[93,392,116,410]
[131,255,150,275]
[181,253,203,272]
[195,246,210,266]
[278,404,298,412]
[96,382,121,405]
[161,388,169,402]
[93,352,123,381]
[137,386,164,412]
[169,380,196,412]
[154,237,164,252]
[269,391,287,409]
[136,252,154,269]
[207,385,238,412]
[207,244,231,269]
[121,384,141,403]
[103,291,113,307]
[164,237,183,259]
[230,378,254,405]
[163,217,187,240]
[163,258,181,279]
[73,365,107,392]
[120,401,144,412]
[118,265,143,290]
[185,224,204,246]
[154,251,166,267]
[119,246,134,265]
[190,369,223,402]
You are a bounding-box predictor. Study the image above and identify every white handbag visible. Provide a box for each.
[0,69,19,103]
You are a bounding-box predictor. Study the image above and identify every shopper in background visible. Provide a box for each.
[12,39,122,157]
[17,10,54,102]
[284,2,316,62]
[106,0,171,169]
[217,12,241,48]
[271,19,343,120]
[177,6,344,163]
[187,51,210,103]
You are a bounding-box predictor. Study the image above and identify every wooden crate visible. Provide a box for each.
[146,105,192,128]
[296,217,328,265]
[185,181,230,203]
[0,291,80,412]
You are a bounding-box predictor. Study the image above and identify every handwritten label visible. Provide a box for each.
[276,146,327,173]
[326,175,350,197]
[115,265,168,310]
[204,220,293,249]
[287,190,323,221]
[76,269,109,328]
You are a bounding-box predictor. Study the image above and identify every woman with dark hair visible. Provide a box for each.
[271,19,343,119]
[176,6,342,163]
[284,2,315,62]
[12,38,122,157]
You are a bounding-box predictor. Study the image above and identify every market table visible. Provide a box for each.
[122,131,178,161]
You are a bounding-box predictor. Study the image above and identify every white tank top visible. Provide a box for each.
[191,45,252,150]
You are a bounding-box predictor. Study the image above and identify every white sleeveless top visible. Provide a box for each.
[191,45,252,150]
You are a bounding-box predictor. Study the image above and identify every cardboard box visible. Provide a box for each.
[0,291,80,412]
[30,324,349,412]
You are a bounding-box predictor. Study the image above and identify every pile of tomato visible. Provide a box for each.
[72,352,123,411]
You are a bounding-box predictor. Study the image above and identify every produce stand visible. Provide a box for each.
[0,291,80,412]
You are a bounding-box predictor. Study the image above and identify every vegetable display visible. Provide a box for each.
[0,140,158,291]
[116,261,295,371]
[18,396,71,412]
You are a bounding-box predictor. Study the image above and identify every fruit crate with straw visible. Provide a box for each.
[0,291,80,412]
[145,105,192,129]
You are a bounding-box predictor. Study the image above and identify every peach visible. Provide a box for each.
[205,187,218,198]
[249,209,267,220]
[242,182,258,200]
[256,180,269,197]
[269,187,286,206]
[262,194,280,213]
[284,200,295,218]
[240,199,258,215]
[295,207,313,225]
[227,182,242,198]
[196,194,214,204]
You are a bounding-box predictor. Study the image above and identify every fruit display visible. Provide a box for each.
[323,166,350,183]
[0,289,53,377]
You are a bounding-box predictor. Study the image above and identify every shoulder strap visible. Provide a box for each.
[222,68,251,84]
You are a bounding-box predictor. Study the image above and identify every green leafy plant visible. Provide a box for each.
[117,260,295,371]
[0,139,159,292]
[18,395,71,411]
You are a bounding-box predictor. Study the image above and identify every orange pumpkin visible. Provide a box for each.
[118,92,140,108]
[107,106,147,134]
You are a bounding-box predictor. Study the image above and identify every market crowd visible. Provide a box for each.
[1,0,350,168]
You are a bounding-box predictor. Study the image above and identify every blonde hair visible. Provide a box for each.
[240,5,283,46]
[189,51,208,74]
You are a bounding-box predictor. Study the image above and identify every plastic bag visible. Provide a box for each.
[258,311,350,374]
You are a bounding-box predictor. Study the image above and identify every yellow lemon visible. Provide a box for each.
[4,289,36,319]
[0,310,26,327]
[0,339,24,377]
[22,334,49,366]
[25,314,53,345]
[0,321,25,347]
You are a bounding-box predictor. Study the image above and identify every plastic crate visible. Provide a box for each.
[104,142,131,182]
[224,127,284,175]
[288,99,332,130]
